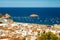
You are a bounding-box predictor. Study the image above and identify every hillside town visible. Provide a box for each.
[0,14,60,40]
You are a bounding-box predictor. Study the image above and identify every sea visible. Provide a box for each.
[0,7,60,25]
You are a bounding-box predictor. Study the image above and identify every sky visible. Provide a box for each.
[0,0,60,7]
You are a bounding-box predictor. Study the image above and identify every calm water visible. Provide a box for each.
[0,7,60,25]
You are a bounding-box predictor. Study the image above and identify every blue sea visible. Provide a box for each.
[0,7,60,25]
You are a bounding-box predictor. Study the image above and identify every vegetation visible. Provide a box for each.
[41,31,59,40]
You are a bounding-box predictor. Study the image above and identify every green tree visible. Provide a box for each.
[41,32,47,40]
[58,37,60,40]
[41,31,58,40]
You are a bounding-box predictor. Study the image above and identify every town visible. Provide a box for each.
[0,14,60,40]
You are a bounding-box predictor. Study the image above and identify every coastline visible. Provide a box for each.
[0,14,60,40]
[14,21,60,25]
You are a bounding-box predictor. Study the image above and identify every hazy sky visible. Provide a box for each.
[0,0,60,7]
